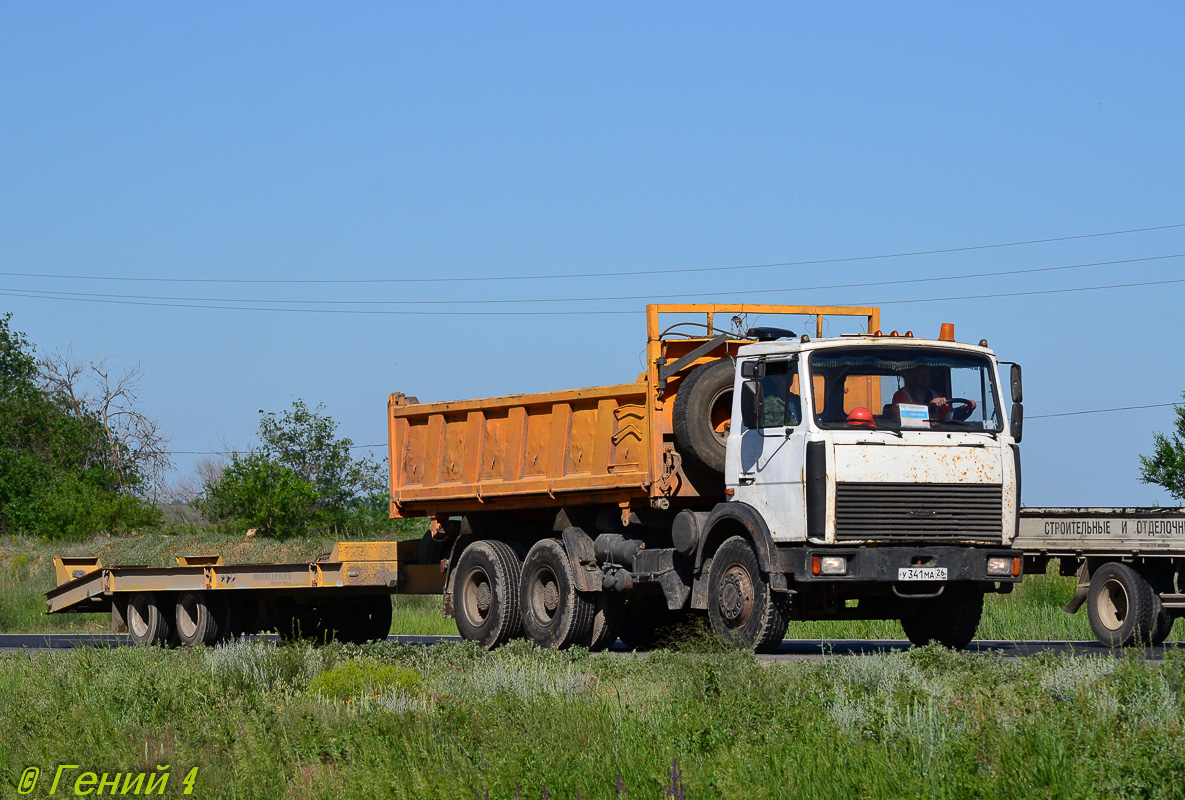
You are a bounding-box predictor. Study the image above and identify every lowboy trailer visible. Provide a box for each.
[46,541,444,647]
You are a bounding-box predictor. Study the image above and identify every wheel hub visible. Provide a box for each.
[1099,579,1129,631]
[543,580,560,613]
[718,566,754,626]
[475,582,492,614]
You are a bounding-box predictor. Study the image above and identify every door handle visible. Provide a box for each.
[739,474,756,485]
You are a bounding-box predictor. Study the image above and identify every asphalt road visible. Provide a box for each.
[0,633,1173,659]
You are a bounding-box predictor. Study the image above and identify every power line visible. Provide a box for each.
[4,274,1184,316]
[3,221,1183,286]
[1029,403,1179,419]
[3,252,1181,307]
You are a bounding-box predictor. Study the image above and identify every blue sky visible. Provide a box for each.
[2,4,1183,506]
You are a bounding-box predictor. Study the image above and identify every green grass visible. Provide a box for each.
[3,641,1185,798]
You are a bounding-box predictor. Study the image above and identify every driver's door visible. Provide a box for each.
[734,358,807,542]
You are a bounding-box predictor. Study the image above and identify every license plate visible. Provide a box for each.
[898,567,948,581]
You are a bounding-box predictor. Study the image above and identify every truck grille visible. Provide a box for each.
[835,482,1002,541]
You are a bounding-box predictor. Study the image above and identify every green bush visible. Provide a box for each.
[196,453,318,539]
[307,660,422,701]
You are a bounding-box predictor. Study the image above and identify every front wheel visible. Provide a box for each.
[705,536,789,653]
[901,585,984,650]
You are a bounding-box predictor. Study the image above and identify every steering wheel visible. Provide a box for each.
[948,397,976,420]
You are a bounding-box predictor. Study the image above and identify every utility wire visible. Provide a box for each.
[2,252,1181,307]
[3,275,1184,316]
[1028,403,1179,419]
[3,221,1183,285]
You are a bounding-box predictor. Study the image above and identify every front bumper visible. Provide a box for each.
[779,545,1021,584]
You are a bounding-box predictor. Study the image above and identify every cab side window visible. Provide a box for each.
[759,360,802,428]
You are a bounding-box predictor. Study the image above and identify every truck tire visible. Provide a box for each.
[705,536,789,653]
[333,595,394,644]
[454,540,522,650]
[417,531,446,566]
[901,585,984,649]
[583,592,623,652]
[175,591,221,647]
[520,538,595,649]
[672,358,735,476]
[272,600,328,642]
[127,592,173,647]
[1087,562,1158,647]
[1151,604,1174,646]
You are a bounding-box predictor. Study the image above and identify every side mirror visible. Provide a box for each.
[1010,364,1022,404]
[740,380,760,430]
[740,360,766,380]
[1010,403,1023,443]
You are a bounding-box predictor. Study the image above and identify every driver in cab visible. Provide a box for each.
[892,365,976,421]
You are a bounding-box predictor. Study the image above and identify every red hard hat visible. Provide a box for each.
[847,407,876,427]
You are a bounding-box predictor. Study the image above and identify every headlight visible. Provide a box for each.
[986,557,1012,576]
[819,556,847,575]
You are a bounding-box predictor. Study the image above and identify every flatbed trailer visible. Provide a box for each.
[1018,507,1185,647]
[46,540,444,647]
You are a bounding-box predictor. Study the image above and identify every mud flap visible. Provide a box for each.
[1064,561,1090,614]
[561,526,603,592]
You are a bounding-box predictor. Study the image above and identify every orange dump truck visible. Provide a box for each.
[391,303,1023,652]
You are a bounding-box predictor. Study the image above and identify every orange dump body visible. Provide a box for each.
[388,303,879,521]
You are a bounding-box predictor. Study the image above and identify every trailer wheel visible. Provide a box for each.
[705,536,789,653]
[127,592,173,647]
[454,540,522,649]
[175,591,221,647]
[1087,562,1158,647]
[520,539,595,649]
[901,585,984,650]
[335,595,393,644]
[672,358,735,476]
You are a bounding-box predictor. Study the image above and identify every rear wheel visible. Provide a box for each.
[127,592,173,647]
[520,539,595,649]
[705,536,789,653]
[454,540,522,649]
[1087,562,1158,647]
[901,585,984,649]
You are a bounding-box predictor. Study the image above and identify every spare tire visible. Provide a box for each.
[672,358,735,475]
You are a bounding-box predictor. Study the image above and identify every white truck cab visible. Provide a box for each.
[698,330,1024,648]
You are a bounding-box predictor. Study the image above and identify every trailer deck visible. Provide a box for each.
[47,540,444,616]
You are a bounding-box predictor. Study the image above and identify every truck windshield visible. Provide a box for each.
[808,347,1002,432]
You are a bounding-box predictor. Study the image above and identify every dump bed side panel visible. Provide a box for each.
[389,383,652,517]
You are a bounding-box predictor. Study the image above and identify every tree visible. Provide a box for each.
[39,350,173,503]
[0,314,161,538]
[197,400,386,538]
[1139,394,1185,502]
